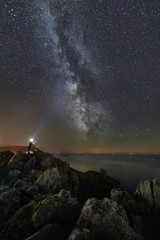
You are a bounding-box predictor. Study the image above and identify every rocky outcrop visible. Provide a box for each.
[1,150,160,240]
[135,180,153,202]
[0,151,79,195]
[32,189,78,229]
[135,179,160,206]
[153,179,160,205]
[68,197,144,240]
[110,188,133,204]
[35,168,63,193]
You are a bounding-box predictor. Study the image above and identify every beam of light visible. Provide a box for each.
[32,105,53,139]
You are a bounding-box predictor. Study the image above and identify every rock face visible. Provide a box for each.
[68,198,144,240]
[35,168,63,192]
[153,179,160,205]
[135,180,153,202]
[32,189,78,229]
[135,179,160,206]
[110,188,133,204]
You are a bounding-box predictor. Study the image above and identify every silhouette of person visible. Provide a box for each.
[28,139,33,153]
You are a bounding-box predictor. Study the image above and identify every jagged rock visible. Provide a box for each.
[35,168,63,192]
[1,151,79,195]
[153,179,160,205]
[68,198,144,240]
[135,180,153,202]
[32,189,78,229]
[39,154,60,169]
[111,188,145,236]
[110,188,133,204]
[55,189,78,205]
[3,150,159,240]
[135,178,160,206]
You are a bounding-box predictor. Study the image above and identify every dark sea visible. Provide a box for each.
[58,154,160,192]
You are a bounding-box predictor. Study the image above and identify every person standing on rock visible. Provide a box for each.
[28,138,37,154]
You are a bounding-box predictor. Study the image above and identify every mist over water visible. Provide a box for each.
[60,154,160,192]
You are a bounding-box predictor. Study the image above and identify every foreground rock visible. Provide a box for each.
[110,187,133,204]
[32,189,78,229]
[1,150,160,240]
[0,189,80,240]
[68,197,144,240]
[135,179,160,206]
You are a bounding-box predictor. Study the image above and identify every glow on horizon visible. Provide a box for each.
[51,147,160,155]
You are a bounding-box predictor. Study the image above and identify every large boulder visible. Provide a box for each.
[32,189,79,229]
[135,180,153,202]
[35,168,63,193]
[135,178,160,206]
[110,188,133,204]
[153,179,160,205]
[68,198,144,240]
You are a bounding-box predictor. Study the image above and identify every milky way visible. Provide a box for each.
[0,0,160,153]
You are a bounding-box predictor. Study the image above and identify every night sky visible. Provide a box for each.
[0,0,160,153]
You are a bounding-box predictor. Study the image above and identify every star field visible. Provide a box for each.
[0,0,160,153]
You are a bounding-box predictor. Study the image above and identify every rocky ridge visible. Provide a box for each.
[0,151,160,240]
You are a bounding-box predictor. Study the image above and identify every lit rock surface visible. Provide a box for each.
[35,168,63,192]
[153,179,160,206]
[135,180,153,202]
[110,188,133,204]
[32,189,78,229]
[68,198,144,240]
[135,178,160,206]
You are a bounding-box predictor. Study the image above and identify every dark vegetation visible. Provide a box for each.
[0,201,40,240]
[77,168,121,203]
